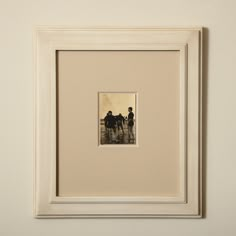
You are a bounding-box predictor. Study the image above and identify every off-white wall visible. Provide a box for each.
[1,0,236,235]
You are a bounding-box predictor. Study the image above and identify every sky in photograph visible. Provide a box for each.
[99,93,136,119]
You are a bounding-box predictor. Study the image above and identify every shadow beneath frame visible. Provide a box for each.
[201,27,209,218]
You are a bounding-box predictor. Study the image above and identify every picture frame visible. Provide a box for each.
[34,27,203,218]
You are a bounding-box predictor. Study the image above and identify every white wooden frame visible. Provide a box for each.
[34,27,202,218]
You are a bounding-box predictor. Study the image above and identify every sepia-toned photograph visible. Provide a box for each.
[99,92,136,145]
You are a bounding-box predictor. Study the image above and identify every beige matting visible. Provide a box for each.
[56,50,180,197]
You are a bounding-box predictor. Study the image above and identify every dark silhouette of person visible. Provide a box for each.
[116,113,125,134]
[128,107,135,141]
[106,111,117,143]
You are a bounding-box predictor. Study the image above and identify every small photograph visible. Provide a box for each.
[99,92,136,145]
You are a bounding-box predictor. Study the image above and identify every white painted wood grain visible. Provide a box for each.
[34,27,202,218]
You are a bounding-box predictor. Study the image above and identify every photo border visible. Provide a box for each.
[98,91,138,147]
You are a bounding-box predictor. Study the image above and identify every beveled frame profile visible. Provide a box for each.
[34,27,202,218]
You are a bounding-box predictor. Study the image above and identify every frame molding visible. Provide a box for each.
[34,27,202,218]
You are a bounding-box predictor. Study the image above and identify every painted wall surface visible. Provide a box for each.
[1,0,236,235]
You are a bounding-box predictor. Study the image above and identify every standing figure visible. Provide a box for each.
[106,111,117,143]
[116,113,125,134]
[127,107,135,141]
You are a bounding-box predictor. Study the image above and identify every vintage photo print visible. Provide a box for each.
[99,92,136,145]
